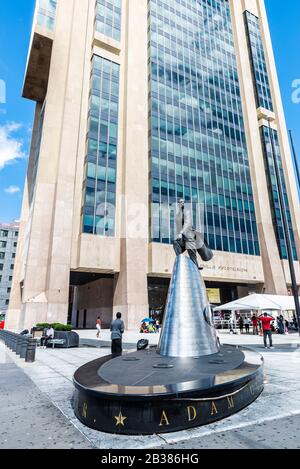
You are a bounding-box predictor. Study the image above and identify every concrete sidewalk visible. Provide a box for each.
[77,327,300,349]
[78,328,161,348]
[2,332,300,449]
[162,413,300,449]
[0,345,94,449]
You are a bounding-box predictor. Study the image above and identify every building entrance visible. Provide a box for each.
[69,272,114,329]
[148,276,256,324]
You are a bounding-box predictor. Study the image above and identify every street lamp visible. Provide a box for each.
[267,119,300,335]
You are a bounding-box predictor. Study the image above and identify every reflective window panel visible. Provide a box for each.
[37,0,57,31]
[95,0,122,41]
[149,0,260,256]
[83,55,120,237]
[244,10,273,112]
[260,126,297,260]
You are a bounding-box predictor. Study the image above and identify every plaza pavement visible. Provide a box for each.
[0,345,94,449]
[1,330,300,449]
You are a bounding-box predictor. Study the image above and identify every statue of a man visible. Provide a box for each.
[173,199,213,270]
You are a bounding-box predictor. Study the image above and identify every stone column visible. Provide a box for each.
[113,0,149,329]
[5,102,42,331]
[8,0,92,331]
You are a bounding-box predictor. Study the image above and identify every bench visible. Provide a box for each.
[36,337,42,347]
[47,339,66,349]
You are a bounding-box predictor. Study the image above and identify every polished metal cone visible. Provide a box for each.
[158,255,220,358]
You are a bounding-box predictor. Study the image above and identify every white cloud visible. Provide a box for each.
[0,122,26,171]
[5,185,21,194]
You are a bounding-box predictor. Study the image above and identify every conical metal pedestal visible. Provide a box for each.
[158,255,220,358]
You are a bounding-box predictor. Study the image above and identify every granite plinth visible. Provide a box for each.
[73,345,264,435]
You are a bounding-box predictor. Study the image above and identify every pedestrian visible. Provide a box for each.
[245,317,251,334]
[259,312,275,349]
[238,316,244,334]
[41,326,54,349]
[292,314,298,331]
[285,320,290,334]
[110,312,125,355]
[252,314,259,335]
[277,315,284,335]
[96,316,102,338]
[229,313,236,334]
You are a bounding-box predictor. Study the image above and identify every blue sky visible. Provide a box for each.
[0,0,299,223]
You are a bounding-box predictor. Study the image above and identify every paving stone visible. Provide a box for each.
[1,333,300,449]
[0,351,94,449]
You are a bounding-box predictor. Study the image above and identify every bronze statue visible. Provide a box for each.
[174,199,213,270]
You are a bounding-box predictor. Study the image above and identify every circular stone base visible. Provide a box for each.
[73,345,264,435]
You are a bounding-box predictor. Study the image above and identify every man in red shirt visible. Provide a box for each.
[259,313,275,349]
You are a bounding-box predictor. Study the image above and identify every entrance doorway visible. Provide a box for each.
[69,272,114,329]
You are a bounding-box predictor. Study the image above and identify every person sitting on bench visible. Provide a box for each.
[41,327,55,348]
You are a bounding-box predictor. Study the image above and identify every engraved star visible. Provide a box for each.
[114,411,127,427]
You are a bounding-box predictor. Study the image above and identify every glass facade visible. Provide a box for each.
[244,10,273,112]
[148,0,259,256]
[29,103,46,206]
[95,0,122,41]
[83,55,120,237]
[260,126,297,261]
[37,0,58,31]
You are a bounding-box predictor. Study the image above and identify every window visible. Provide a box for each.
[5,300,9,306]
[0,264,3,271]
[10,264,14,270]
[37,0,57,31]
[82,55,120,237]
[244,11,273,111]
[95,0,122,41]
[12,253,16,259]
[15,232,19,237]
[9,276,13,282]
[0,241,7,248]
[0,230,8,237]
[260,126,297,260]
[0,275,2,283]
[7,288,11,294]
[14,242,17,248]
[148,0,259,255]
[0,252,5,260]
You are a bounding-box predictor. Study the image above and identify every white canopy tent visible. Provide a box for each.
[213,293,297,313]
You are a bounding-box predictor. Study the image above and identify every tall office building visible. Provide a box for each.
[0,222,19,314]
[6,0,300,331]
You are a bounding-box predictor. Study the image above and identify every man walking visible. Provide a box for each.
[110,312,125,355]
[259,312,275,349]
